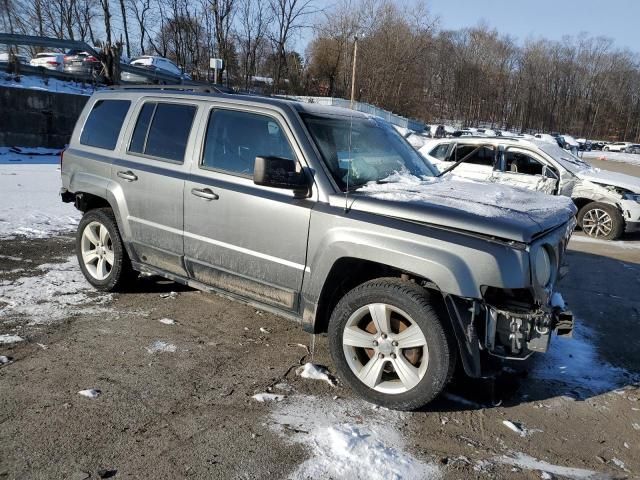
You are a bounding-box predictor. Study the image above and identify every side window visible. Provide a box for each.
[128,102,196,162]
[80,99,131,150]
[429,143,450,160]
[505,151,544,175]
[452,145,495,166]
[201,109,295,176]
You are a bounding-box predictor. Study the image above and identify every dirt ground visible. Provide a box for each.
[1,159,639,480]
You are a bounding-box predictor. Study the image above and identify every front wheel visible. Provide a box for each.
[76,208,135,291]
[577,202,624,240]
[328,278,455,411]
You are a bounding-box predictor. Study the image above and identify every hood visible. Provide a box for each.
[576,169,640,193]
[339,173,577,243]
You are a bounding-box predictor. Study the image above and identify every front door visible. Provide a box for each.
[183,107,314,311]
[493,147,558,194]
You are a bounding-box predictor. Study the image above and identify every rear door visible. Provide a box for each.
[183,106,314,312]
[493,146,558,194]
[113,98,199,276]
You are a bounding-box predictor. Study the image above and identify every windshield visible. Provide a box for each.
[537,141,592,173]
[302,113,438,191]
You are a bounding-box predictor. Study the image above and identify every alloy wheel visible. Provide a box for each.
[342,303,429,394]
[80,221,114,280]
[582,208,613,238]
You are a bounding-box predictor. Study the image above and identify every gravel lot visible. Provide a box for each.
[1,160,639,480]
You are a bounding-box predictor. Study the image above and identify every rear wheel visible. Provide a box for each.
[76,208,135,291]
[577,202,624,240]
[328,278,454,411]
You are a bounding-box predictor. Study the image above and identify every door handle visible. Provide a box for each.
[191,187,219,201]
[117,170,138,182]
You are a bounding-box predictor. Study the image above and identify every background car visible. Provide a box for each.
[63,51,101,77]
[576,138,592,151]
[29,52,65,72]
[420,137,640,240]
[534,133,557,143]
[121,55,182,83]
[604,142,633,152]
[0,52,30,64]
[628,144,640,154]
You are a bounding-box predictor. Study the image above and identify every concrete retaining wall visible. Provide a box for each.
[0,86,88,148]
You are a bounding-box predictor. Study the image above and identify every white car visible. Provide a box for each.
[121,55,182,83]
[603,142,633,153]
[0,52,29,64]
[420,137,640,240]
[29,52,65,72]
[535,133,558,144]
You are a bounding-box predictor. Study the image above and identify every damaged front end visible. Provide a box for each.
[444,219,575,378]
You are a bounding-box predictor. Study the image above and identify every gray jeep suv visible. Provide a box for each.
[61,87,577,410]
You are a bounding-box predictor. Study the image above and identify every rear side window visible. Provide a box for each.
[201,109,295,175]
[128,102,196,162]
[451,145,495,166]
[80,100,131,150]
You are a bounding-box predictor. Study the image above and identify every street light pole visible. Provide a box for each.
[350,35,358,109]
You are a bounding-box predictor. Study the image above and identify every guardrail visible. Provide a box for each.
[282,95,425,132]
[0,33,200,86]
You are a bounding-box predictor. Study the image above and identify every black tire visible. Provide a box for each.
[577,202,624,240]
[76,208,135,291]
[328,278,455,411]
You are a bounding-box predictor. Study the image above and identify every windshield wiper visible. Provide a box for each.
[437,145,482,177]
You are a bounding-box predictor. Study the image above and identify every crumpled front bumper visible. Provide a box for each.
[485,295,574,360]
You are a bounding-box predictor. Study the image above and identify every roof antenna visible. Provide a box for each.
[345,34,358,213]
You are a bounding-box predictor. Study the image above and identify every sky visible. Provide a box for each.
[299,0,640,54]
[426,0,640,52]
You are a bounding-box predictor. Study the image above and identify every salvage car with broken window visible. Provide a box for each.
[421,137,640,240]
[61,87,576,410]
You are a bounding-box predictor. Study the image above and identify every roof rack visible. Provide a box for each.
[108,84,226,94]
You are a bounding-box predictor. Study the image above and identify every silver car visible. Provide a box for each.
[61,88,576,410]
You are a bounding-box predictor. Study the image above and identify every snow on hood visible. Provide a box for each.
[576,168,640,193]
[352,172,576,242]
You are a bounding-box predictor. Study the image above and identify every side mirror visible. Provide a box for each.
[253,156,308,193]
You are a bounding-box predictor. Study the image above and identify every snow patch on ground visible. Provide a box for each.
[0,334,24,344]
[253,393,286,402]
[496,452,609,480]
[0,256,110,324]
[569,234,640,250]
[295,363,337,387]
[0,72,98,96]
[145,341,177,354]
[268,395,441,480]
[530,320,633,395]
[78,388,102,399]
[0,162,80,239]
[158,318,176,325]
[583,151,640,167]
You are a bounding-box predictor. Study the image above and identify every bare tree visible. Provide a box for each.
[117,0,131,57]
[268,0,317,91]
[236,0,271,89]
[207,0,235,84]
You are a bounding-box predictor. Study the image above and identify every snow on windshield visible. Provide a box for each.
[356,171,575,222]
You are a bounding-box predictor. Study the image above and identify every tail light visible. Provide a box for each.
[47,60,60,66]
[86,56,99,63]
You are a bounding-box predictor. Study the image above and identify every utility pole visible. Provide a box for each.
[350,35,358,109]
